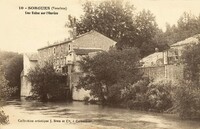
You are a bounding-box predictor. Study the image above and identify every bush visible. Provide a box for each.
[27,62,68,102]
[121,78,150,110]
[147,80,173,112]
[174,81,200,119]
[122,78,173,112]
[0,110,9,125]
[0,67,13,125]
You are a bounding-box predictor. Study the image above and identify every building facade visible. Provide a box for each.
[20,53,38,97]
[140,34,200,83]
[37,30,116,100]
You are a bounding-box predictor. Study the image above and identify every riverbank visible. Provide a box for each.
[1,100,200,129]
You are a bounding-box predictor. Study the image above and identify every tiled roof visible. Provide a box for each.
[170,34,200,47]
[140,52,163,63]
[72,30,116,51]
[38,30,116,51]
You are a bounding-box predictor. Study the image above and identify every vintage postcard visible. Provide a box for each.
[1,0,200,129]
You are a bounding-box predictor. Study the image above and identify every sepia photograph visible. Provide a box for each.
[1,0,200,129]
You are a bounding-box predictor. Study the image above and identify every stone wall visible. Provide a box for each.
[140,64,184,83]
[21,76,32,97]
[38,43,70,68]
[71,72,90,101]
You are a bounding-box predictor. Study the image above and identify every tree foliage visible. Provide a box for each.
[0,68,16,101]
[0,51,23,98]
[160,12,200,45]
[181,40,200,85]
[0,67,13,125]
[122,79,173,112]
[173,40,200,119]
[27,62,68,102]
[77,48,142,104]
[4,55,23,97]
[74,0,159,57]
[174,81,200,119]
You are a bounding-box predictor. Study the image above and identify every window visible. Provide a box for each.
[62,66,68,74]
[61,58,63,65]
[57,57,59,65]
[61,46,63,52]
[53,58,56,65]
[68,44,71,51]
[53,47,56,55]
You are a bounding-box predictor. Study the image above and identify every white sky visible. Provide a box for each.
[0,0,200,53]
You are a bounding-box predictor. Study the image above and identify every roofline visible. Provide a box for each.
[37,30,97,51]
[74,47,102,50]
[29,59,38,61]
[24,53,38,61]
[37,30,117,51]
[171,44,187,47]
[38,40,72,51]
[170,34,200,47]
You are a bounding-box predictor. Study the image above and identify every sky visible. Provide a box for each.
[0,0,200,53]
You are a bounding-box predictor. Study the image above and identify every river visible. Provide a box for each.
[1,100,200,129]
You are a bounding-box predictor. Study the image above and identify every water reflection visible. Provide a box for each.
[2,100,200,129]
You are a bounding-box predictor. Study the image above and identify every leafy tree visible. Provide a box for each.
[0,51,16,66]
[0,51,23,98]
[181,39,200,85]
[134,9,158,56]
[74,0,159,57]
[0,67,14,125]
[174,40,200,119]
[153,28,170,51]
[0,68,16,100]
[159,12,200,46]
[3,54,23,98]
[27,62,68,102]
[77,48,142,104]
[174,81,200,119]
[76,0,136,41]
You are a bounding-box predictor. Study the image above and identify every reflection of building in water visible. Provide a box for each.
[21,30,116,100]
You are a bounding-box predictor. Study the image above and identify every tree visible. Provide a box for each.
[181,39,200,85]
[134,9,158,56]
[171,39,200,119]
[76,0,136,41]
[77,48,142,104]
[27,62,68,102]
[0,51,23,98]
[0,67,14,125]
[153,28,170,51]
[74,0,159,57]
[158,12,200,46]
[3,54,23,98]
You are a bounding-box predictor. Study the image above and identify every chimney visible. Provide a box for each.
[68,15,77,39]
[68,29,73,40]
[73,26,77,39]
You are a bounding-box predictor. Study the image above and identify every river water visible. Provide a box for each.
[1,100,200,129]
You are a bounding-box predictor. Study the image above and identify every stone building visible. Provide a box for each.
[37,30,116,100]
[141,34,200,67]
[140,34,200,83]
[20,53,38,97]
